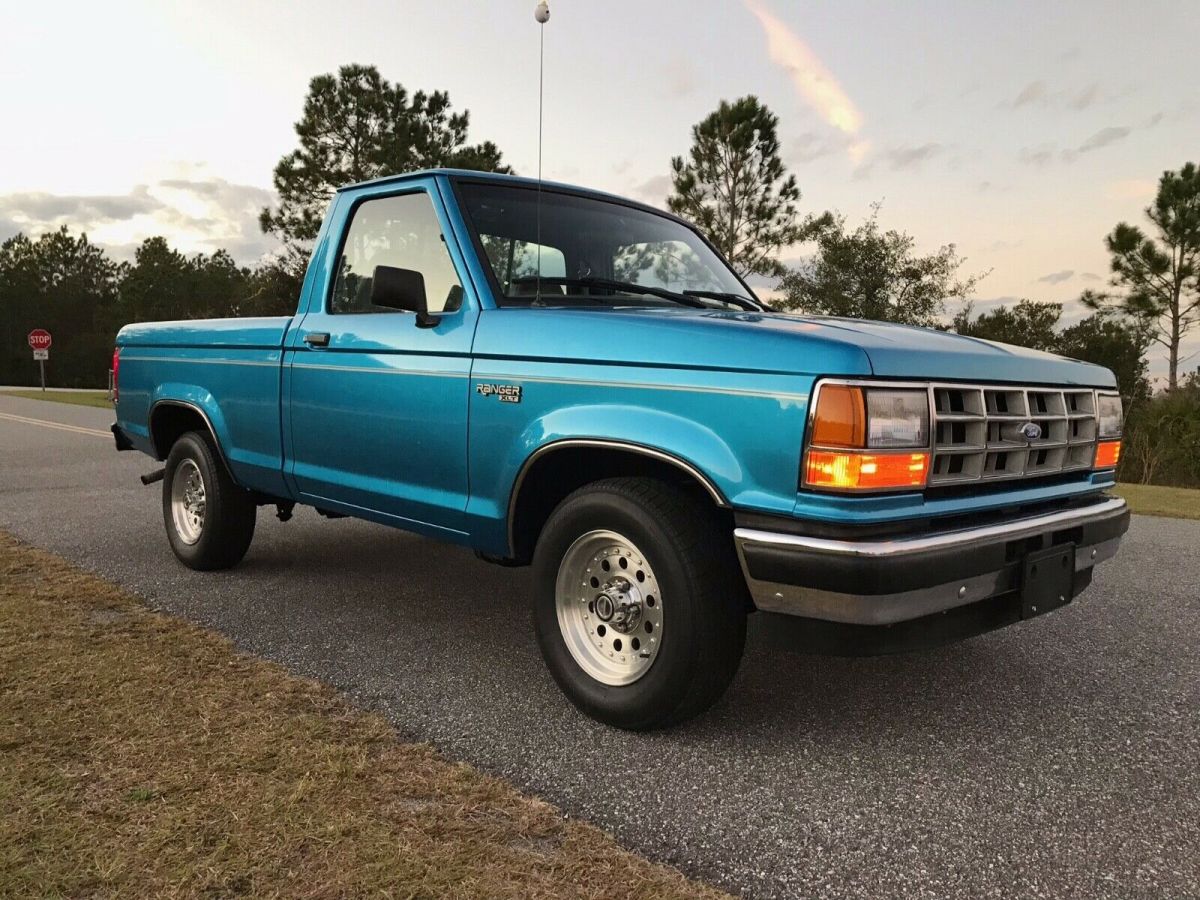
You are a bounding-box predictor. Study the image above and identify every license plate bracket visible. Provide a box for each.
[1021,543,1076,619]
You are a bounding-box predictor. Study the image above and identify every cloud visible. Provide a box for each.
[1080,272,1103,282]
[0,176,279,263]
[1067,83,1100,111]
[630,175,672,207]
[1004,80,1108,113]
[1008,80,1049,109]
[850,161,875,181]
[0,187,160,225]
[885,142,943,171]
[844,141,946,181]
[1077,126,1131,154]
[789,130,866,166]
[1020,126,1134,167]
[982,239,1023,252]
[1037,269,1075,285]
[1019,145,1056,167]
[790,131,839,164]
[743,0,863,151]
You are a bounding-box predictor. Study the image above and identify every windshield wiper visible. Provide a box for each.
[682,290,765,312]
[513,276,708,309]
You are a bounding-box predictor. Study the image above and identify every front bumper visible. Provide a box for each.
[735,496,1129,626]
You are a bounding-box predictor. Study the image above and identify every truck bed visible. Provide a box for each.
[114,317,293,497]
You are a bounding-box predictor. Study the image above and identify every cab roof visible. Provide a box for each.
[338,167,673,221]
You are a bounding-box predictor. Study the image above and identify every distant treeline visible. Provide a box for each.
[0,229,299,389]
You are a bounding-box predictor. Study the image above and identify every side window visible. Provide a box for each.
[479,235,566,294]
[613,240,724,292]
[331,192,463,314]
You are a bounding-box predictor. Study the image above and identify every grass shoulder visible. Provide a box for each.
[2,389,113,409]
[1114,483,1200,520]
[0,532,726,899]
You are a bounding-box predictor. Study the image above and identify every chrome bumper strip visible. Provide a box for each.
[734,496,1127,561]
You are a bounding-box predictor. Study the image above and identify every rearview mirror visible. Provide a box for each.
[370,265,438,327]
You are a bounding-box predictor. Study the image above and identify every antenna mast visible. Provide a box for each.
[534,1,550,300]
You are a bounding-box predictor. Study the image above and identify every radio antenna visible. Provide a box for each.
[534,1,550,300]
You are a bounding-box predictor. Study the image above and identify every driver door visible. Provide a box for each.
[286,184,477,537]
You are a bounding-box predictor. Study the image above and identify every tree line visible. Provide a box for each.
[0,231,301,388]
[1,66,1195,485]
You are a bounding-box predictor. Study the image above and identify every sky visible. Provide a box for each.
[1,0,1197,374]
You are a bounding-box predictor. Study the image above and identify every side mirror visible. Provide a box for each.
[370,265,439,328]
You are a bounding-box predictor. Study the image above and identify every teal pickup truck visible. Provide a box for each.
[112,169,1129,729]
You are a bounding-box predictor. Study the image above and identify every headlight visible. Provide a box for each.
[866,389,930,448]
[804,383,931,490]
[1094,392,1123,469]
[1096,393,1123,438]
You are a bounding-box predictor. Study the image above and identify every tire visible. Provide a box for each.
[162,430,256,571]
[532,477,747,730]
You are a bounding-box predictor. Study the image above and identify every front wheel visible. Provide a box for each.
[533,477,747,730]
[162,430,256,570]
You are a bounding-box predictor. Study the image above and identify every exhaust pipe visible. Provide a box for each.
[140,468,165,486]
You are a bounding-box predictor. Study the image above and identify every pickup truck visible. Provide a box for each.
[112,168,1130,730]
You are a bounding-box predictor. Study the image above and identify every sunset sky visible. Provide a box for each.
[2,0,1197,373]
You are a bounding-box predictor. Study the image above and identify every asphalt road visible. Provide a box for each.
[2,393,1198,899]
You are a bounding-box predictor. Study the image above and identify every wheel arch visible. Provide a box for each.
[149,399,238,484]
[506,439,731,563]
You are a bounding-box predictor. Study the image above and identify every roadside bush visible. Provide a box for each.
[1120,377,1200,487]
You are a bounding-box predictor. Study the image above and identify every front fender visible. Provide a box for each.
[466,384,811,555]
[511,403,743,501]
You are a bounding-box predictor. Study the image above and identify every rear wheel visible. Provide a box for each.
[533,477,746,730]
[163,431,256,570]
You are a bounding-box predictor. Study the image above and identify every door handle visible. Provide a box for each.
[303,332,330,347]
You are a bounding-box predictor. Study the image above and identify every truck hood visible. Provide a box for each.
[479,307,1115,388]
[769,313,1117,386]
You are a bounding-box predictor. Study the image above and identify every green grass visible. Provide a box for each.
[1115,483,1200,520]
[0,532,727,899]
[2,389,112,409]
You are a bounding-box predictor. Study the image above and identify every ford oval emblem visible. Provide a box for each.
[1020,422,1043,441]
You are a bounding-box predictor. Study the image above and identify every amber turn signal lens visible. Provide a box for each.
[1094,440,1121,469]
[805,450,930,490]
[811,384,866,448]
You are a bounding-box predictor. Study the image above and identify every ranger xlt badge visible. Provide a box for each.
[476,383,522,403]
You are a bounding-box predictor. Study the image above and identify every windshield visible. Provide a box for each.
[456,182,755,309]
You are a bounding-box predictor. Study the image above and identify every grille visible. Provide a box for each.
[929,384,1099,486]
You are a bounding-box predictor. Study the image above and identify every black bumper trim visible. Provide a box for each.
[742,505,1129,596]
[111,423,134,452]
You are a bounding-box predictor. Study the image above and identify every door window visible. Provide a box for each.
[331,192,463,314]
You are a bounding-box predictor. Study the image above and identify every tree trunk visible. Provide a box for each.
[1168,307,1180,391]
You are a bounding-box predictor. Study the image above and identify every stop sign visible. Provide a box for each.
[27,329,52,351]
